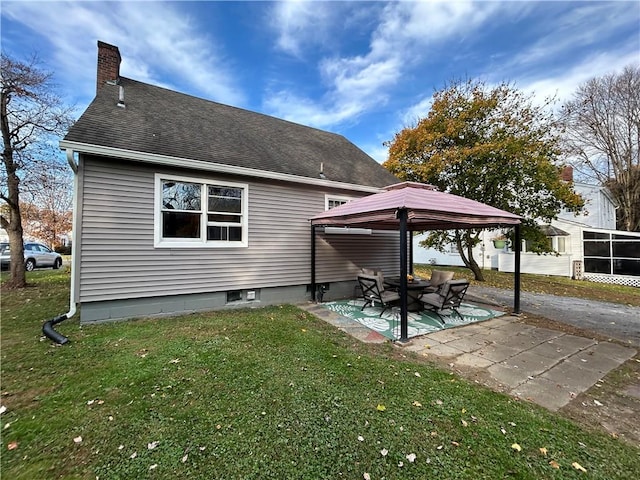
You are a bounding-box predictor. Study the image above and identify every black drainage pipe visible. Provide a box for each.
[42,314,69,345]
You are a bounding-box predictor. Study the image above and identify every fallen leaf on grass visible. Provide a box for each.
[0,405,7,415]
[7,441,18,450]
[182,454,188,463]
[549,460,560,469]
[357,436,364,442]
[380,448,388,457]
[594,399,603,406]
[539,447,548,456]
[572,462,587,472]
[406,453,416,463]
[73,436,83,444]
[147,441,159,450]
[149,464,158,470]
[130,452,137,459]
[169,359,180,364]
[414,372,421,377]
[461,419,468,427]
[511,443,522,452]
[376,404,386,412]
[363,473,371,480]
[412,401,422,407]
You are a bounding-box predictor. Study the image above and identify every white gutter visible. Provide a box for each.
[59,140,385,194]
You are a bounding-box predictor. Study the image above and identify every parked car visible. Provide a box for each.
[0,242,63,271]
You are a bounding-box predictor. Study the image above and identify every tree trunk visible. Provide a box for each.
[457,231,485,281]
[1,158,27,288]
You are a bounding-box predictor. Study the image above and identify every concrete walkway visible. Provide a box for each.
[301,303,638,412]
[468,285,640,347]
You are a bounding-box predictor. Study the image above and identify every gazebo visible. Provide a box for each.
[310,182,522,341]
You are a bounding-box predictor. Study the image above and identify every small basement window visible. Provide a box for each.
[226,290,242,303]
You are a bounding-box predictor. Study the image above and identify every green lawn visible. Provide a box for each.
[1,270,639,479]
[413,264,640,307]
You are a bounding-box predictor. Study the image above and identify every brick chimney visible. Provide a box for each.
[96,41,121,93]
[561,165,573,182]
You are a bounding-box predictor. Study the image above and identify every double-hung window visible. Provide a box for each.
[155,174,248,247]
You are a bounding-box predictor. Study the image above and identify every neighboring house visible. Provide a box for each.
[60,41,400,323]
[414,168,640,287]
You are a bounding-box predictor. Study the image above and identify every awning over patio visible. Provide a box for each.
[310,182,523,342]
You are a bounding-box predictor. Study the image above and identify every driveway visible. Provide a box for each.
[467,285,640,348]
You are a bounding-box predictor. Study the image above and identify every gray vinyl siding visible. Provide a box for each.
[78,156,399,303]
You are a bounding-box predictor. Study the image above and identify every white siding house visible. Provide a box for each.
[60,42,401,323]
[414,178,640,287]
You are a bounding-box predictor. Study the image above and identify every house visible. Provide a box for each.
[60,41,400,323]
[413,168,640,287]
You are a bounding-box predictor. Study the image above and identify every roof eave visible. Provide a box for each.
[60,140,384,194]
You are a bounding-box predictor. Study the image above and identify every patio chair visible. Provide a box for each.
[418,279,469,325]
[423,270,455,293]
[357,273,400,316]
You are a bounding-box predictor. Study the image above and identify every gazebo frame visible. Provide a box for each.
[310,182,522,342]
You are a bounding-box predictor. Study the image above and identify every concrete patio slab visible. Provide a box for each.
[454,352,495,369]
[474,344,523,362]
[301,301,637,414]
[513,377,576,411]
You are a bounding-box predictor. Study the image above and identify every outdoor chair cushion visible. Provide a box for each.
[361,268,386,293]
[419,279,470,324]
[424,270,455,293]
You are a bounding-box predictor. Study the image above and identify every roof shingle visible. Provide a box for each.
[64,78,398,188]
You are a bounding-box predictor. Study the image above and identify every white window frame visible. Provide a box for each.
[154,173,248,248]
[325,194,354,211]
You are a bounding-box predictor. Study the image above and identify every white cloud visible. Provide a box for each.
[1,1,245,106]
[269,0,336,57]
[521,49,640,106]
[263,1,505,130]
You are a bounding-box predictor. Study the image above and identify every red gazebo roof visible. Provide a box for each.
[311,182,521,230]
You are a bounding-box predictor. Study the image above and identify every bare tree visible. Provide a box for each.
[21,165,73,248]
[561,65,640,231]
[1,53,74,287]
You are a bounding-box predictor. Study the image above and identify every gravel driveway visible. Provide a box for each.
[468,285,640,348]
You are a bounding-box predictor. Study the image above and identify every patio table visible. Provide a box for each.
[384,277,431,312]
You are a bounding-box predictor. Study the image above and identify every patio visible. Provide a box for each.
[321,298,505,341]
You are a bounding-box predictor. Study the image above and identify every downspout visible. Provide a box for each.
[42,149,79,344]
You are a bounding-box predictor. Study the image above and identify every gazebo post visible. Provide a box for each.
[398,209,409,341]
[409,231,414,275]
[514,224,521,313]
[311,224,317,302]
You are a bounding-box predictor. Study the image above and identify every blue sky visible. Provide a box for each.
[2,1,639,162]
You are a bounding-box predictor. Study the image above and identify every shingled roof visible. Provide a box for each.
[63,77,398,189]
